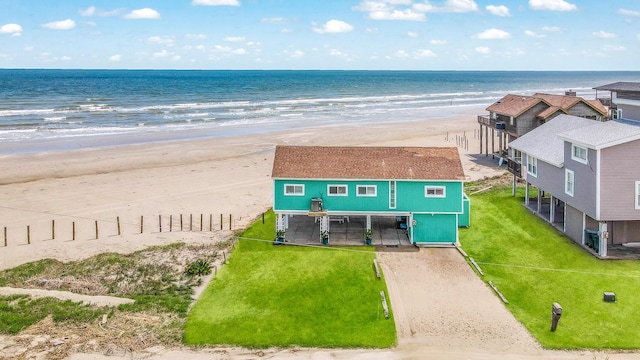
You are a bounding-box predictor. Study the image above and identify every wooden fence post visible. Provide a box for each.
[170,215,173,232]
[229,214,232,230]
[52,220,55,240]
[4,227,7,247]
[140,216,144,234]
[190,214,193,231]
[220,214,223,230]
[180,214,183,231]
[72,222,75,240]
[262,213,265,224]
[200,213,203,231]
[209,214,212,232]
[27,226,30,244]
[95,221,99,239]
[159,215,162,233]
[117,216,121,236]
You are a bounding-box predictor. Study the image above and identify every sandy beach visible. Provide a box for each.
[5,111,634,359]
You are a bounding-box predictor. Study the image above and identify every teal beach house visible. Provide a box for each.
[271,146,469,245]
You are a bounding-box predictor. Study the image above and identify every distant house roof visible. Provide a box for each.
[509,115,594,167]
[272,146,465,181]
[536,106,567,120]
[594,82,640,92]
[558,119,640,150]
[486,93,607,118]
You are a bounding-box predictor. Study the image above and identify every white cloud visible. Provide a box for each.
[618,9,640,17]
[124,8,161,20]
[529,0,576,11]
[0,23,22,36]
[408,31,419,38]
[541,26,560,32]
[192,0,240,5]
[60,56,72,61]
[42,19,76,30]
[261,17,287,24]
[109,54,121,62]
[232,48,246,55]
[224,36,246,42]
[153,50,170,58]
[395,50,410,58]
[524,30,545,38]
[80,6,96,17]
[429,39,447,45]
[354,1,425,21]
[313,20,354,34]
[603,45,625,51]
[147,36,175,46]
[415,49,436,58]
[370,9,426,21]
[81,7,121,17]
[474,28,510,39]
[486,5,510,16]
[593,30,616,39]
[414,0,479,13]
[475,46,491,54]
[285,49,305,58]
[186,34,207,40]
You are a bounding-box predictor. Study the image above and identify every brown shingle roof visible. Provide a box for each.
[486,93,608,118]
[272,146,465,181]
[536,106,567,120]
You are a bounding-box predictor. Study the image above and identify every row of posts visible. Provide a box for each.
[446,131,477,151]
[1,213,234,246]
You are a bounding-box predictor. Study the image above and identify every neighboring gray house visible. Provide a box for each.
[509,114,640,258]
[594,82,640,121]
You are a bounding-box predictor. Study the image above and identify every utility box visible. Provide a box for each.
[551,302,562,332]
[310,198,323,212]
[604,292,616,302]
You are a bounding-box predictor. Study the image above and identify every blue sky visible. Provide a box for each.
[0,0,639,70]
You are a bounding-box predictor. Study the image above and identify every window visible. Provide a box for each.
[284,184,304,196]
[328,184,348,196]
[389,181,396,209]
[565,169,574,197]
[527,155,537,177]
[636,181,640,209]
[425,186,446,198]
[357,185,377,197]
[571,144,588,164]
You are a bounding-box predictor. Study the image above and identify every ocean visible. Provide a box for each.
[1,69,639,155]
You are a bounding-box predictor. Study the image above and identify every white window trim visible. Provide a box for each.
[356,185,377,197]
[425,186,446,198]
[635,181,640,210]
[284,184,305,196]
[565,169,575,197]
[527,155,537,178]
[389,181,396,209]
[571,144,588,164]
[327,184,348,196]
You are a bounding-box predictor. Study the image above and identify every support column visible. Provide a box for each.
[498,130,503,157]
[537,188,542,214]
[479,124,483,154]
[598,222,608,257]
[320,216,330,244]
[276,214,286,232]
[485,125,489,156]
[366,215,371,231]
[525,182,530,205]
[549,195,555,224]
[491,128,495,157]
[512,173,517,197]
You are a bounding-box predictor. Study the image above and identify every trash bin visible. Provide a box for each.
[551,302,562,332]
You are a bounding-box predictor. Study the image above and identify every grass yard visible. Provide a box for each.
[184,211,396,348]
[460,184,640,349]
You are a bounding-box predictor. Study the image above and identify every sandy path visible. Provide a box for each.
[0,287,133,307]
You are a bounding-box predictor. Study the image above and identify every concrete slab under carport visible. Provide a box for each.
[283,215,412,246]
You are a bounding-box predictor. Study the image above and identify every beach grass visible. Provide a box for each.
[460,183,640,349]
[184,210,396,348]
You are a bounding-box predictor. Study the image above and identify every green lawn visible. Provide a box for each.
[460,184,640,349]
[184,211,396,348]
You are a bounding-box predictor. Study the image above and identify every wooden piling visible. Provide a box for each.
[117,216,121,235]
[52,220,55,240]
[209,214,213,232]
[4,227,7,247]
[72,222,75,240]
[200,213,203,231]
[95,220,99,239]
[159,215,162,233]
[140,216,144,234]
[229,214,232,230]
[27,226,30,244]
[180,214,183,231]
[190,214,193,231]
[220,214,223,230]
[170,215,173,232]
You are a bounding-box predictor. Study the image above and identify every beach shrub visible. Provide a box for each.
[185,259,212,277]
